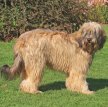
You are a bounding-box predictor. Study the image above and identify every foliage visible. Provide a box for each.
[0,0,88,41]
[0,0,108,42]
[88,5,108,24]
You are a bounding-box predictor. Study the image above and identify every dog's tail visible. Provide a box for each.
[0,54,24,80]
[9,53,24,79]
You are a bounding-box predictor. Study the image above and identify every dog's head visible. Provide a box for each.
[77,22,106,54]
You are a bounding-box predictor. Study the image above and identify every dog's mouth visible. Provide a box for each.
[82,38,98,54]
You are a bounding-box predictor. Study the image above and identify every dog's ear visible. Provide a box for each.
[76,28,87,48]
[98,30,106,49]
[75,37,83,48]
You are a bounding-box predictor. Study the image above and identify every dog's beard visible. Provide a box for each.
[79,37,98,54]
[83,42,96,54]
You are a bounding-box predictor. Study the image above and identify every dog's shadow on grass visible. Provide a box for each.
[87,78,108,91]
[40,81,65,92]
[40,78,108,92]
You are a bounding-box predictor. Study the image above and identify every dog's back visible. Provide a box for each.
[13,29,90,74]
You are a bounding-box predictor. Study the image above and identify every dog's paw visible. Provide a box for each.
[82,90,95,95]
[35,90,43,94]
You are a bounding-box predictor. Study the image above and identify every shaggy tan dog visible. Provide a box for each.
[8,22,106,94]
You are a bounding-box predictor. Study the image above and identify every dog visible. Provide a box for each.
[2,22,106,94]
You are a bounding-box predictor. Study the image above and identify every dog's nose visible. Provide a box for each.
[87,38,92,42]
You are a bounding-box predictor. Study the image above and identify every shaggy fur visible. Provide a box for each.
[7,22,106,94]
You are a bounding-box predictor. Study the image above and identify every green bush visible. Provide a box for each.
[88,5,108,24]
[0,0,88,41]
[0,0,107,42]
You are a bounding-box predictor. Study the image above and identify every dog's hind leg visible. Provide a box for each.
[20,54,45,94]
[66,71,94,94]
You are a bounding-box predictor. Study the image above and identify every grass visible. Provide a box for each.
[0,26,108,107]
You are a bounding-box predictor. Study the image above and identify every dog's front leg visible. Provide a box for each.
[65,71,94,94]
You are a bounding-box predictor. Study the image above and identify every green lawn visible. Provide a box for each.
[0,26,108,107]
